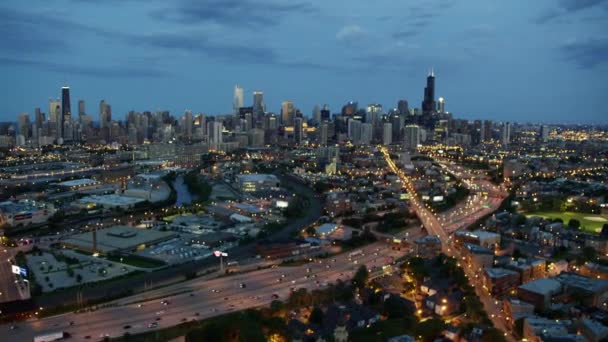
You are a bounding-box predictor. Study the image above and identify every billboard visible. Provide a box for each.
[11,265,27,277]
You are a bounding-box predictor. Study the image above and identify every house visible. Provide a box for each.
[483,268,520,298]
[425,291,463,317]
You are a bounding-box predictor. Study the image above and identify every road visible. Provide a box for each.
[0,246,32,304]
[380,146,514,341]
[0,241,405,341]
[23,176,322,310]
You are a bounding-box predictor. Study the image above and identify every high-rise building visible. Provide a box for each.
[294,117,303,143]
[211,121,223,147]
[366,104,382,126]
[320,122,329,146]
[437,97,445,113]
[99,100,112,129]
[34,107,44,132]
[321,105,331,121]
[48,98,60,124]
[184,110,193,140]
[312,105,321,125]
[404,124,420,150]
[17,113,30,139]
[397,100,409,115]
[281,101,295,126]
[539,125,549,143]
[383,122,393,145]
[421,69,436,114]
[483,120,493,142]
[253,91,265,116]
[348,119,362,143]
[501,122,511,146]
[78,100,86,116]
[61,86,71,127]
[233,85,244,115]
[361,123,373,145]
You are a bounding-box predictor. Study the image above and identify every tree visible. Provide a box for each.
[309,306,324,326]
[568,219,581,229]
[76,274,82,283]
[481,328,507,342]
[352,265,369,289]
[601,223,608,237]
[414,318,446,342]
[305,226,316,236]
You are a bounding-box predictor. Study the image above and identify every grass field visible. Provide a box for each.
[525,211,607,233]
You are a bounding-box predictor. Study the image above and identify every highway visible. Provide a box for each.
[0,241,405,341]
[380,146,514,341]
[0,246,32,304]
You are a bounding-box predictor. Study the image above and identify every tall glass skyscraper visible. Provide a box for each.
[421,70,436,114]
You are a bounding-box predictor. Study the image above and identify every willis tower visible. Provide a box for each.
[421,69,436,114]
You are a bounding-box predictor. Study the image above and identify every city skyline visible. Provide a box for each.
[1,0,607,123]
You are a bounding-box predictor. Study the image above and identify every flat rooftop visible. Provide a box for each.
[63,225,176,253]
[518,278,562,295]
[78,194,145,206]
[485,267,518,279]
[237,174,279,183]
[56,178,98,187]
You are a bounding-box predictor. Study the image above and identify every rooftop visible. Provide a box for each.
[485,267,519,279]
[63,225,176,253]
[518,278,562,295]
[56,178,98,187]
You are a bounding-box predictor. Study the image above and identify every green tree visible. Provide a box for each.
[414,318,446,342]
[352,265,369,289]
[309,306,324,326]
[568,219,581,229]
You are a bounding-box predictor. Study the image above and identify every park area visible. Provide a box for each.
[526,211,608,233]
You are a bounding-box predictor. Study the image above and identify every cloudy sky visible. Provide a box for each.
[1,0,607,123]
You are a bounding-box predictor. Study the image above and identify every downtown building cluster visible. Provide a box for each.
[1,72,547,152]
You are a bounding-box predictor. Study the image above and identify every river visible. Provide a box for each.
[173,174,195,206]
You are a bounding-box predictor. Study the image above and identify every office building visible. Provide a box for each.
[320,105,331,121]
[437,97,445,113]
[294,117,303,143]
[17,113,30,139]
[253,91,265,116]
[383,122,393,145]
[404,124,420,150]
[312,105,321,124]
[78,100,86,116]
[397,100,409,115]
[421,69,436,114]
[502,122,511,145]
[99,100,112,129]
[281,101,295,126]
[233,84,244,115]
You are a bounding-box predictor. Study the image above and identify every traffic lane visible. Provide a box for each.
[1,243,405,340]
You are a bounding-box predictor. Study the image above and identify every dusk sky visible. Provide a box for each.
[1,0,607,124]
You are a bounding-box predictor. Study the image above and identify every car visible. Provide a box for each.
[194,312,200,316]
[156,310,165,315]
[148,322,158,328]
[271,293,279,299]
[181,318,187,322]
[123,325,131,329]
[69,321,74,326]
[155,317,162,321]
[189,293,195,297]
[84,336,91,339]
[239,283,246,288]
[161,300,170,305]
[224,297,229,300]
[9,325,17,330]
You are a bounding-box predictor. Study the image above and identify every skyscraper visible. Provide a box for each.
[100,100,112,129]
[61,86,71,127]
[184,110,193,140]
[294,117,303,143]
[321,105,331,121]
[312,105,321,124]
[383,122,393,145]
[233,85,244,115]
[211,121,223,147]
[17,113,30,139]
[404,124,420,150]
[421,69,436,114]
[281,101,295,126]
[501,122,511,146]
[397,100,409,115]
[78,100,86,116]
[437,97,445,113]
[253,91,265,116]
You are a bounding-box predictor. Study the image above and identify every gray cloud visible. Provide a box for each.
[560,37,608,68]
[536,0,608,23]
[151,0,317,28]
[0,57,166,78]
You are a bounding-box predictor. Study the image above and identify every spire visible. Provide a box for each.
[430,67,435,77]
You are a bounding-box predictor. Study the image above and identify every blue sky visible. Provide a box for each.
[1,0,607,124]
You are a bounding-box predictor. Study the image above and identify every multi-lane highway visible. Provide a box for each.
[0,246,31,304]
[380,146,513,341]
[0,241,405,341]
